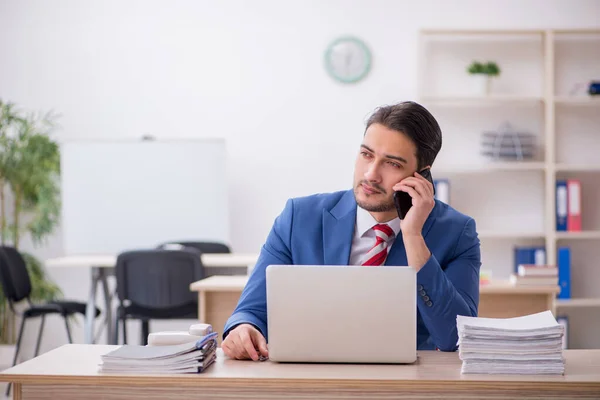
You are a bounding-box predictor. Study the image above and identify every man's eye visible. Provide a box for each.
[361,151,372,158]
[388,161,401,169]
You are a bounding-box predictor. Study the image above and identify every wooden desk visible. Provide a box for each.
[190,277,562,340]
[1,345,599,399]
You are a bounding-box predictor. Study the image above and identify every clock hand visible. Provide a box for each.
[345,52,352,74]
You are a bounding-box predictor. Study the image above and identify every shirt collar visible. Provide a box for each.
[356,206,401,238]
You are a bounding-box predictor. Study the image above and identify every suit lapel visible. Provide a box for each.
[323,190,357,265]
[385,235,407,266]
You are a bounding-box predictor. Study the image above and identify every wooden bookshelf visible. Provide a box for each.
[419,29,600,349]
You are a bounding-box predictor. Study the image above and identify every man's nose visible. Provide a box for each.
[364,162,381,182]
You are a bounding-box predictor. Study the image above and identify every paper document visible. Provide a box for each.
[456,311,565,375]
[99,332,218,374]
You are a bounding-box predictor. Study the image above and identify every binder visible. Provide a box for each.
[434,179,450,204]
[513,247,546,273]
[557,247,571,299]
[566,180,581,231]
[555,180,567,231]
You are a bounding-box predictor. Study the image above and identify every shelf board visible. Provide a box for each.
[554,96,600,106]
[421,29,546,35]
[555,231,600,240]
[480,281,560,295]
[555,298,600,308]
[421,95,543,107]
[555,164,600,172]
[434,162,546,174]
[478,231,545,239]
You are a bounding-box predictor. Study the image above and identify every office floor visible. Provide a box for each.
[0,383,10,399]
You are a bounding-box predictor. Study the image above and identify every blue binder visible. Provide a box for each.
[556,180,568,231]
[557,247,571,299]
[513,246,546,273]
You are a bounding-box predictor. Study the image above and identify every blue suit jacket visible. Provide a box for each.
[223,190,481,351]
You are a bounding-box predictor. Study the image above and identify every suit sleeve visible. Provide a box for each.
[416,217,481,351]
[222,198,294,341]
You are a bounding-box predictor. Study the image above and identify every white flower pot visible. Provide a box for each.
[470,74,491,96]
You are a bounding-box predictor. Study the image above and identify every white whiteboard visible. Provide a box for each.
[60,139,229,255]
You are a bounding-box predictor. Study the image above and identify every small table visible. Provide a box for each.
[45,253,258,344]
[189,275,249,343]
[479,282,560,318]
[1,345,599,399]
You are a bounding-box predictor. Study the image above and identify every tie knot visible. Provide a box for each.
[373,224,394,241]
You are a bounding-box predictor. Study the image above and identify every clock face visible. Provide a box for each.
[325,37,372,84]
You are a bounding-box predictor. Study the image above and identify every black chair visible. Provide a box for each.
[157,241,231,254]
[113,248,205,345]
[0,246,100,396]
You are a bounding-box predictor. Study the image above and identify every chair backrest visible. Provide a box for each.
[0,246,32,303]
[115,248,204,310]
[158,241,231,254]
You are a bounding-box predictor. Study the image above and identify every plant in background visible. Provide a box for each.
[0,100,62,344]
[467,61,501,77]
[466,61,501,95]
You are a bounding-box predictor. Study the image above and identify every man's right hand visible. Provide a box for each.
[222,324,269,361]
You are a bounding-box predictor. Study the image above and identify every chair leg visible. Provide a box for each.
[34,315,46,357]
[113,312,119,345]
[122,316,128,345]
[64,316,73,343]
[6,317,27,397]
[141,319,149,346]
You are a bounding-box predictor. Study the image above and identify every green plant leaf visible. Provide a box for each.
[0,99,63,343]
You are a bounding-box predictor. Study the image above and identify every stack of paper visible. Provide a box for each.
[457,311,565,375]
[99,332,218,374]
[510,264,559,286]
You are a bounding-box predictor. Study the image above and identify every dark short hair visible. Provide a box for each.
[365,101,442,170]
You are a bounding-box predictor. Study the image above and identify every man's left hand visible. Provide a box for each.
[393,171,435,237]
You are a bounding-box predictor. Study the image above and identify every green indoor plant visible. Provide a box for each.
[467,61,501,95]
[0,100,62,345]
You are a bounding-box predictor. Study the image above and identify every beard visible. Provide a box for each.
[353,182,395,213]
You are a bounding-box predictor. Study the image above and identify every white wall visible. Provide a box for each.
[1,0,599,358]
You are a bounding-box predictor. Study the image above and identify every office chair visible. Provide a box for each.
[157,240,231,254]
[0,246,100,396]
[113,248,205,345]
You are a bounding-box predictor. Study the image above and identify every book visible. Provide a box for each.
[517,264,558,277]
[510,274,558,286]
[99,332,218,374]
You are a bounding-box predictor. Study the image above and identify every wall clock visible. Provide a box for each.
[324,36,372,84]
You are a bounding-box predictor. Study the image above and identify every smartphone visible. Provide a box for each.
[393,168,435,220]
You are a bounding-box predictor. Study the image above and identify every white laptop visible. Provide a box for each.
[266,265,417,364]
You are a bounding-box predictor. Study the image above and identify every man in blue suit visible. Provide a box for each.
[222,101,481,361]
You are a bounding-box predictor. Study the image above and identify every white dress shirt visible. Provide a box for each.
[348,206,402,265]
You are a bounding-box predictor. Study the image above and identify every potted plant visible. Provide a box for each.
[467,61,501,96]
[0,100,62,363]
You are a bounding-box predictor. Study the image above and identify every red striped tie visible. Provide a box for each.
[362,224,395,266]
